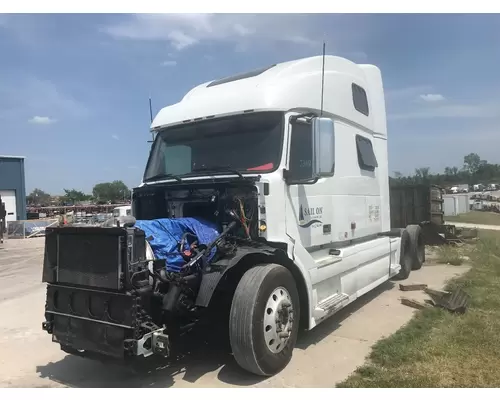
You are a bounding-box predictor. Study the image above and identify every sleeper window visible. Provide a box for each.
[356,135,377,171]
[352,83,369,116]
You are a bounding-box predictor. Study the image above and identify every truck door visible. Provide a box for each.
[284,119,333,249]
[283,117,339,307]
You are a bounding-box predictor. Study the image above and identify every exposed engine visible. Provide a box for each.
[41,181,264,361]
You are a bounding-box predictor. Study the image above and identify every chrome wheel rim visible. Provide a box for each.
[263,286,294,353]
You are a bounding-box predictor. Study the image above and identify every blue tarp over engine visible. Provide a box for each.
[134,218,220,272]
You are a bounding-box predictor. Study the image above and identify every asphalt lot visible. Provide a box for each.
[0,237,469,388]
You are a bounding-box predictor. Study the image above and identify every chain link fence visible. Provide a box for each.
[6,219,58,239]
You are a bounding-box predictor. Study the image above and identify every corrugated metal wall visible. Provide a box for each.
[389,184,444,228]
[0,156,27,220]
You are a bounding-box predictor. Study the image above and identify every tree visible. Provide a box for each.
[27,188,51,206]
[92,181,130,203]
[463,153,482,175]
[388,152,500,189]
[62,188,89,205]
[415,167,430,182]
[393,171,403,179]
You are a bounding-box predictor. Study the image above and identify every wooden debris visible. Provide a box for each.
[427,287,470,314]
[400,286,470,314]
[399,283,428,292]
[424,288,450,298]
[400,297,432,310]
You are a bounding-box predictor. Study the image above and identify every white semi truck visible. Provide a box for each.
[41,55,424,376]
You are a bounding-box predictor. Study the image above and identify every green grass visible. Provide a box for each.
[435,245,465,266]
[446,211,500,226]
[337,231,500,388]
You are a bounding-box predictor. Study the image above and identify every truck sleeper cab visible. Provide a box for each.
[42,55,424,377]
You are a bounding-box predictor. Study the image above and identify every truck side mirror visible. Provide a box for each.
[312,117,335,178]
[284,116,335,185]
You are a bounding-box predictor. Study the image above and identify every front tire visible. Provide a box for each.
[229,264,300,376]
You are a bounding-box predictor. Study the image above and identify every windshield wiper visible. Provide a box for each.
[192,165,244,179]
[145,173,183,183]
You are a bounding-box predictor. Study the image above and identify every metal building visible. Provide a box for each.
[0,155,27,222]
[443,193,471,217]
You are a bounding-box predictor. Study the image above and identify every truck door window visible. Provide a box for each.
[288,122,313,181]
[356,135,378,171]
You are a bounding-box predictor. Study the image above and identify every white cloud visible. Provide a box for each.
[233,23,254,37]
[386,85,434,100]
[386,85,498,121]
[112,134,119,140]
[0,75,88,122]
[420,93,446,102]
[161,60,177,67]
[388,103,499,121]
[103,14,321,52]
[168,30,198,50]
[28,116,56,125]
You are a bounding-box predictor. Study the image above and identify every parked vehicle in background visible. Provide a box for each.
[112,205,132,219]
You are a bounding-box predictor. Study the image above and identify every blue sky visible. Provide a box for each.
[1,13,500,194]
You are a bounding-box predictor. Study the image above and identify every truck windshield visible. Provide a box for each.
[143,111,284,182]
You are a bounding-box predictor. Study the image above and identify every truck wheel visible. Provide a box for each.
[394,229,412,280]
[229,264,300,376]
[406,224,425,270]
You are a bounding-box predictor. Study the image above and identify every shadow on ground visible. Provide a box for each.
[36,328,261,388]
[36,281,395,388]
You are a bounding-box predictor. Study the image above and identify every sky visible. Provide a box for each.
[1,13,500,194]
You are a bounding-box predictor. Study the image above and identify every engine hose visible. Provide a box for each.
[130,270,150,288]
[150,269,170,285]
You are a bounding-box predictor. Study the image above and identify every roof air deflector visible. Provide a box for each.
[207,64,276,88]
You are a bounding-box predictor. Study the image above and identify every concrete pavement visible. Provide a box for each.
[446,221,500,231]
[0,237,469,388]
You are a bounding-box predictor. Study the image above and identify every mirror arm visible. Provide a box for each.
[283,169,318,185]
[289,112,317,125]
